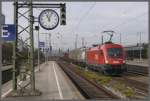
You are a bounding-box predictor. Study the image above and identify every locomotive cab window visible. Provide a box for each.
[107,48,123,58]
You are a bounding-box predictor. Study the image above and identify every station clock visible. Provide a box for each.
[39,9,59,30]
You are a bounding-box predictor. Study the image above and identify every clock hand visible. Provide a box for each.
[48,13,52,22]
[46,14,50,22]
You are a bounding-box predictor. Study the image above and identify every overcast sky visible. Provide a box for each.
[2,1,148,51]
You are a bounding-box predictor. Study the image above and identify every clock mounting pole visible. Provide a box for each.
[9,0,66,97]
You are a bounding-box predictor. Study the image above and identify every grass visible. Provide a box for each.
[73,64,134,97]
[112,81,134,97]
[74,66,112,85]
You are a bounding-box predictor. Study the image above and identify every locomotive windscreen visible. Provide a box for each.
[107,48,123,58]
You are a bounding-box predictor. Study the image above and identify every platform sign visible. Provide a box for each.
[39,42,45,47]
[1,24,16,41]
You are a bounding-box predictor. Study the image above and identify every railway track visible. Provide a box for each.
[112,75,148,99]
[126,64,148,76]
[61,59,149,99]
[124,76,148,93]
[57,61,120,99]
[113,76,148,92]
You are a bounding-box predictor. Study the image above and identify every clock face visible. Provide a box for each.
[39,9,59,30]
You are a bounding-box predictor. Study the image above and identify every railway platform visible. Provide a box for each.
[1,61,84,100]
[126,59,148,67]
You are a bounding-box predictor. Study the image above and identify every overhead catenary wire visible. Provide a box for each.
[112,12,147,30]
[74,2,96,32]
[95,12,147,45]
[89,4,138,38]
[56,3,147,50]
[94,7,147,37]
[70,3,96,49]
[65,3,145,49]
[79,5,139,45]
[71,2,96,37]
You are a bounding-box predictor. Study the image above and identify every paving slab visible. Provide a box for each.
[2,61,84,100]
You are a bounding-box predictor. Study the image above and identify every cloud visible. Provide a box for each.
[2,2,148,50]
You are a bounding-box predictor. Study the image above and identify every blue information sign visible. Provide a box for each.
[2,24,16,41]
[39,42,45,47]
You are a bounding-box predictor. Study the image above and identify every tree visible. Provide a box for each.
[143,43,148,58]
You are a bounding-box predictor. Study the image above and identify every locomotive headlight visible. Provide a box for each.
[105,60,109,64]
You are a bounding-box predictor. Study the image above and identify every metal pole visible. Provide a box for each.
[74,34,77,60]
[44,36,46,63]
[75,34,78,49]
[37,24,40,72]
[49,33,51,58]
[12,0,18,91]
[0,1,2,99]
[45,47,46,63]
[82,37,84,47]
[120,33,122,44]
[28,48,30,63]
[45,33,48,63]
[139,32,142,61]
[85,46,88,71]
[47,33,49,62]
[46,35,47,61]
[0,45,1,99]
[29,0,35,92]
[101,35,103,45]
[60,34,62,56]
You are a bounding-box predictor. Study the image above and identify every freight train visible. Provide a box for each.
[63,31,127,75]
[66,42,126,75]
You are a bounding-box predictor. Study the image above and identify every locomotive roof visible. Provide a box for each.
[88,43,123,51]
[70,47,86,52]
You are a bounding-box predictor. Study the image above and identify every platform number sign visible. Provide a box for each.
[1,24,16,41]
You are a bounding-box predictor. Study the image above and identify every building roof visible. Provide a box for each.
[124,45,144,51]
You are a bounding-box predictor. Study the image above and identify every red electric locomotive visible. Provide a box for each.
[86,31,127,75]
[86,42,127,75]
[66,31,126,75]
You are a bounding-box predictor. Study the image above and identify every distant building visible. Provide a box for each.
[124,45,144,51]
[124,43,148,59]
